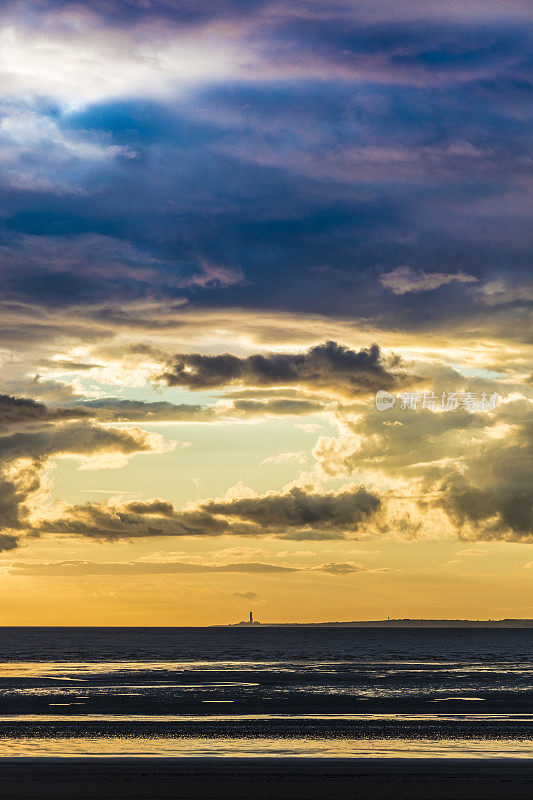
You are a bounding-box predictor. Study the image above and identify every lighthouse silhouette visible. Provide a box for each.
[235,609,259,626]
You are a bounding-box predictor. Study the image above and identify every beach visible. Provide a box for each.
[0,627,530,798]
[1,757,532,800]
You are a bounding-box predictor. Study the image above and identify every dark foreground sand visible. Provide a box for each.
[0,758,531,800]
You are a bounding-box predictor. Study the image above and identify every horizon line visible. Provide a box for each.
[0,618,532,628]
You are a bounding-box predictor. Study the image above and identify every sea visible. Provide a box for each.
[0,626,531,759]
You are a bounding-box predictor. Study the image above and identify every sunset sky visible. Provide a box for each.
[0,0,531,624]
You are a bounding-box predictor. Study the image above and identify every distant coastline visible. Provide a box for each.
[219,618,533,628]
[0,620,530,628]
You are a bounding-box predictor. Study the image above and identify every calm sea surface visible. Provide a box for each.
[0,627,531,758]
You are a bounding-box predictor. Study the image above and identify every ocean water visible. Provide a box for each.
[0,627,531,758]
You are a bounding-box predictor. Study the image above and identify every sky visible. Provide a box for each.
[0,0,531,624]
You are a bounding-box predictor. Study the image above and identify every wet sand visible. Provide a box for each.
[0,758,531,800]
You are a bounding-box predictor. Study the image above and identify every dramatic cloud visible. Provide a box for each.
[0,395,176,537]
[311,389,533,542]
[0,0,530,627]
[0,423,168,463]
[158,341,407,396]
[35,485,381,542]
[435,480,533,543]
[0,1,529,332]
[0,533,19,552]
[0,394,92,431]
[200,486,381,533]
[0,458,43,532]
[0,1,530,105]
[1,380,530,550]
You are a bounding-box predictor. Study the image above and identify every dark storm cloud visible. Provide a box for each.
[267,12,531,87]
[0,394,92,430]
[158,341,404,395]
[124,499,175,516]
[0,387,332,548]
[1,0,270,28]
[0,460,40,531]
[0,0,530,559]
[0,394,169,536]
[38,504,235,539]
[430,419,533,542]
[321,387,533,538]
[436,479,533,542]
[0,1,529,328]
[37,485,382,541]
[0,422,157,534]
[0,423,158,462]
[0,534,18,552]
[4,1,530,77]
[201,486,381,532]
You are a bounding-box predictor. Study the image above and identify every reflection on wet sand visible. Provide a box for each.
[0,628,530,762]
[0,736,532,758]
